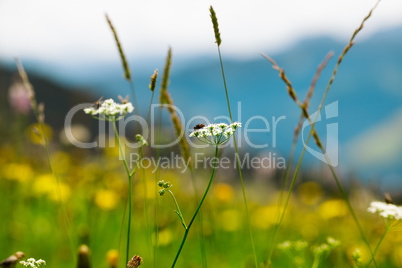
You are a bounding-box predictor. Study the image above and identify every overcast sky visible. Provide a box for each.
[0,0,401,64]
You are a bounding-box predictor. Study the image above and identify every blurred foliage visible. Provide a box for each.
[0,121,401,267]
[1,66,401,267]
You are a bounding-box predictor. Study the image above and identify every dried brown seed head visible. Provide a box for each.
[126,255,142,268]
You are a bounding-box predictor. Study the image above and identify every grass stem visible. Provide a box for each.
[189,169,208,268]
[171,146,219,267]
[264,2,381,265]
[153,106,163,268]
[217,45,258,268]
[112,119,139,266]
[16,59,76,263]
[368,227,389,266]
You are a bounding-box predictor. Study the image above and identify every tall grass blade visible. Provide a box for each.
[105,14,138,113]
[263,1,381,265]
[15,58,76,263]
[159,47,207,267]
[209,5,258,267]
[265,51,333,260]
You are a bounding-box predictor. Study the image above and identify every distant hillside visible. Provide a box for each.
[0,26,401,177]
[0,64,96,131]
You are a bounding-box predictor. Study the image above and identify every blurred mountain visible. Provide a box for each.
[345,108,402,172]
[0,64,96,130]
[0,26,401,177]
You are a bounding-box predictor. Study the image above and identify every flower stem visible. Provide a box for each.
[146,91,155,125]
[171,146,219,267]
[168,190,187,229]
[267,131,308,263]
[139,148,152,257]
[368,227,389,266]
[153,106,163,268]
[126,173,133,266]
[265,2,381,264]
[112,120,137,266]
[189,168,208,268]
[217,46,258,268]
[16,59,76,263]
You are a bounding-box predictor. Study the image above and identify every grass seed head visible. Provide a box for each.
[105,14,131,81]
[77,245,90,268]
[149,69,158,92]
[209,6,222,46]
[126,255,142,268]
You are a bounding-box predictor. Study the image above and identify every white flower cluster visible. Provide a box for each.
[20,258,46,267]
[189,122,241,145]
[367,201,402,220]
[84,98,134,118]
[189,122,241,138]
[277,240,308,251]
[312,238,340,255]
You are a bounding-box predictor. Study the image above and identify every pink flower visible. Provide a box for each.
[8,82,32,115]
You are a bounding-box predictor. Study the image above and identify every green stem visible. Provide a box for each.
[112,120,130,175]
[168,190,187,229]
[217,47,233,120]
[368,227,389,267]
[276,113,303,213]
[267,129,298,262]
[126,173,133,266]
[16,60,76,262]
[306,119,374,268]
[112,119,137,266]
[323,152,374,268]
[217,46,258,268]
[142,88,155,257]
[189,168,208,268]
[139,148,152,258]
[311,255,320,268]
[146,91,155,125]
[266,1,382,263]
[153,106,163,268]
[40,121,76,261]
[267,118,375,267]
[267,130,309,264]
[171,146,219,267]
[117,195,128,265]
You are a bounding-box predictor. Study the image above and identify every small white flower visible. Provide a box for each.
[84,98,134,120]
[216,123,228,129]
[189,121,241,145]
[224,128,235,137]
[368,201,402,220]
[136,134,148,147]
[312,243,330,255]
[200,129,212,137]
[212,127,223,136]
[83,107,97,115]
[230,122,242,129]
[20,258,46,268]
[327,237,341,247]
[293,240,308,251]
[120,102,134,114]
[277,240,292,250]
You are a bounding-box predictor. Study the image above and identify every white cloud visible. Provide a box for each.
[0,0,401,63]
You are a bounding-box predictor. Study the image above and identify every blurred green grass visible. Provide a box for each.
[1,129,402,267]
